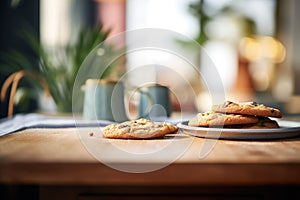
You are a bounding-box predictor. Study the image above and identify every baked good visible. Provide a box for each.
[188,101,282,129]
[212,101,282,118]
[224,117,279,129]
[188,111,259,127]
[102,118,178,139]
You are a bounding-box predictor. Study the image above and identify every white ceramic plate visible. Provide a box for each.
[177,120,300,140]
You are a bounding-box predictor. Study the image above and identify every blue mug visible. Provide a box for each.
[138,84,172,119]
[82,79,128,122]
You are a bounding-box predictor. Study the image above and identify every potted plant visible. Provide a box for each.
[0,24,121,116]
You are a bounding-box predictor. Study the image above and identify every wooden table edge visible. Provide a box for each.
[1,162,300,186]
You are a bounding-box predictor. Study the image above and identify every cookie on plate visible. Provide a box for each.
[212,101,282,118]
[224,117,279,129]
[102,118,178,139]
[188,111,259,127]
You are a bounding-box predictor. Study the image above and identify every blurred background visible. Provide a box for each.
[0,0,299,118]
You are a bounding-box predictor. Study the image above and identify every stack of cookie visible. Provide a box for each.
[188,101,282,129]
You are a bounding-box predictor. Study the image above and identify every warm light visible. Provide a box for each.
[239,36,286,63]
[239,37,260,61]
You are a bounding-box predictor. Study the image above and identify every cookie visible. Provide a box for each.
[102,118,178,139]
[188,111,259,127]
[212,101,282,118]
[224,117,280,129]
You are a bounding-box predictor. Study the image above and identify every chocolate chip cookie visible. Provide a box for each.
[224,117,279,129]
[188,111,259,127]
[212,101,282,118]
[102,118,178,139]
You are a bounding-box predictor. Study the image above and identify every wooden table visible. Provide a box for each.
[1,119,300,200]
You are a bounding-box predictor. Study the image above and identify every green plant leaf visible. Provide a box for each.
[0,24,117,113]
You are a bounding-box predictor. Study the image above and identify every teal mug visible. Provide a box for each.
[82,79,128,122]
[82,79,171,121]
[138,84,172,118]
